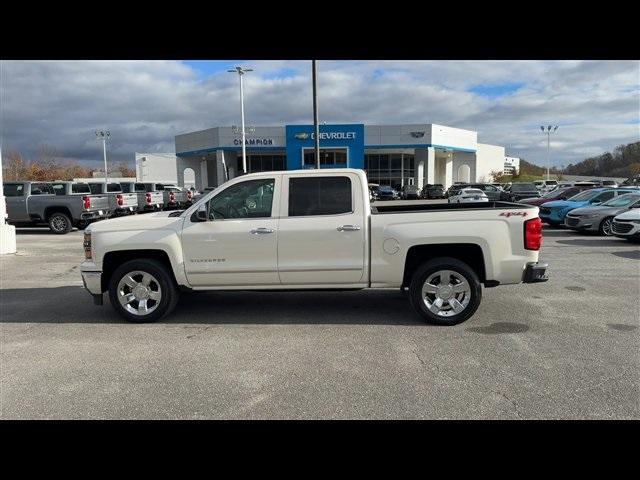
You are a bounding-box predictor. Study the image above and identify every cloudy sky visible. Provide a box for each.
[1,60,638,168]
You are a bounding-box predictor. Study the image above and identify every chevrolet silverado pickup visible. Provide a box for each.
[4,181,110,233]
[88,182,139,216]
[120,182,164,213]
[80,168,548,325]
[145,183,191,210]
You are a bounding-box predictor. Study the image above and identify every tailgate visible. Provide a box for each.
[87,195,110,211]
[151,192,164,204]
[120,193,138,208]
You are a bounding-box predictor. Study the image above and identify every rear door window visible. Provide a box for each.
[3,184,24,197]
[594,191,615,203]
[288,176,352,217]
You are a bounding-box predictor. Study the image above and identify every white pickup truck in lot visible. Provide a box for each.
[81,168,548,325]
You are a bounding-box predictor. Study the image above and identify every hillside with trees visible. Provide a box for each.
[2,145,135,181]
[563,141,640,178]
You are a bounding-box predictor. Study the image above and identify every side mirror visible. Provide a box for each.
[196,203,208,221]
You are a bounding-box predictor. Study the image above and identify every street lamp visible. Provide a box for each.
[228,66,253,174]
[540,125,559,181]
[95,130,111,182]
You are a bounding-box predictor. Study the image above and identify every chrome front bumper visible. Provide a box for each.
[81,270,104,305]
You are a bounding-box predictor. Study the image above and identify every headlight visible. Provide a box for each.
[83,232,92,259]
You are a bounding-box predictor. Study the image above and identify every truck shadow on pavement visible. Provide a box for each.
[0,286,429,326]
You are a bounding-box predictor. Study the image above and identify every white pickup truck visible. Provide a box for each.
[80,168,548,325]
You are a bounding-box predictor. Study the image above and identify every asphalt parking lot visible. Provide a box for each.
[1,218,638,419]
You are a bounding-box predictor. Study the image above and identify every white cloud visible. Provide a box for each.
[1,60,638,168]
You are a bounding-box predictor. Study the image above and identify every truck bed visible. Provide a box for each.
[371,201,530,214]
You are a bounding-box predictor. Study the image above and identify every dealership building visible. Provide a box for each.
[145,123,515,191]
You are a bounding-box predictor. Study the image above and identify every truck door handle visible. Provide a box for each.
[337,225,361,232]
[250,227,275,234]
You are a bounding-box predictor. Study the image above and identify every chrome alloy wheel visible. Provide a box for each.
[51,215,67,232]
[117,270,162,316]
[421,270,471,317]
[601,218,613,236]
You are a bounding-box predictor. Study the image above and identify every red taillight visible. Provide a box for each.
[82,195,91,210]
[116,194,124,206]
[169,192,176,202]
[524,217,542,250]
[145,193,152,204]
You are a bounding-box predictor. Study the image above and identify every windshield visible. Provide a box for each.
[568,190,601,202]
[512,183,536,191]
[379,186,393,191]
[542,187,570,198]
[601,193,640,207]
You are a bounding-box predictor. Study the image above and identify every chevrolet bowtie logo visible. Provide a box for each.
[410,131,425,138]
[294,132,310,140]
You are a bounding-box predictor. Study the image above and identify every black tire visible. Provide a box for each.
[108,259,179,323]
[598,216,614,236]
[48,212,72,234]
[408,257,482,326]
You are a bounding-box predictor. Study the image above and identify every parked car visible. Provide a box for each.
[533,180,558,193]
[422,184,445,199]
[539,187,638,226]
[401,185,420,200]
[501,182,540,202]
[621,175,640,187]
[611,208,640,242]
[88,182,138,217]
[3,181,110,234]
[372,185,399,200]
[120,182,164,213]
[448,188,489,204]
[564,193,640,235]
[80,168,548,326]
[518,185,595,207]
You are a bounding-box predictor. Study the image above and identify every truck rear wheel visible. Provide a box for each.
[408,257,482,326]
[108,259,179,323]
[48,212,72,234]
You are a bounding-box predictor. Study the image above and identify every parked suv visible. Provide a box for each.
[422,184,445,199]
[501,183,540,202]
[400,185,420,200]
[3,181,110,234]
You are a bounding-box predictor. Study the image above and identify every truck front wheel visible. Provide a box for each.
[408,257,482,326]
[48,212,72,234]
[108,259,179,323]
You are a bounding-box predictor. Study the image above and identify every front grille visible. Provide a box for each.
[540,207,551,215]
[565,216,580,226]
[612,221,633,233]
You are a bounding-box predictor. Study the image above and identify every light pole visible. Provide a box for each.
[540,125,558,181]
[228,66,253,174]
[95,130,110,182]
[312,60,320,169]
